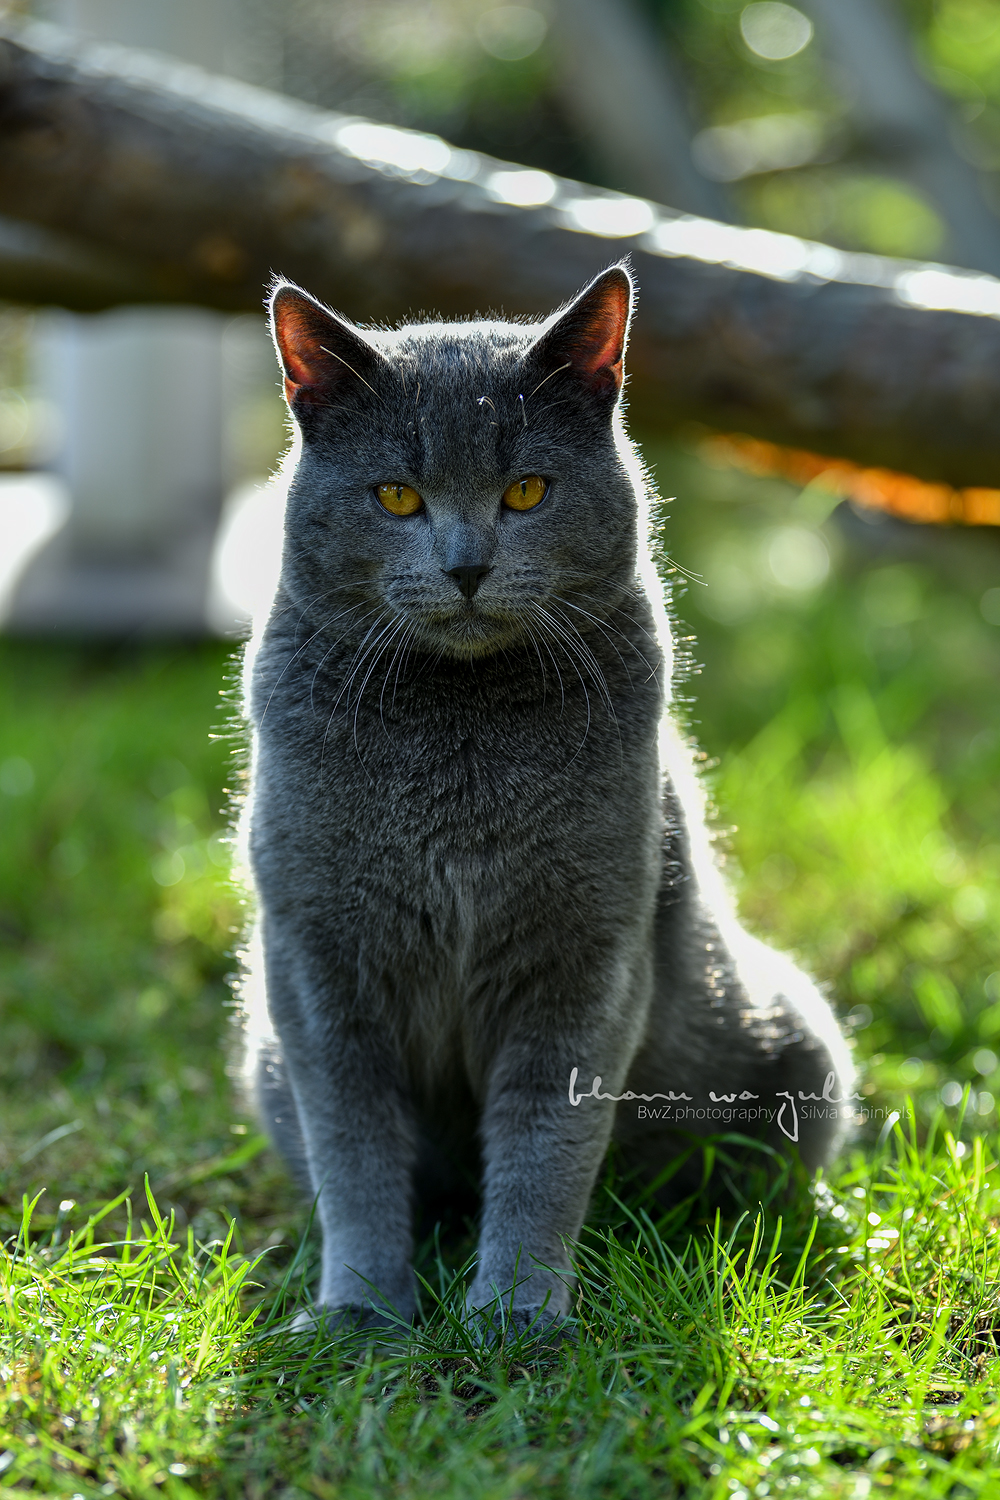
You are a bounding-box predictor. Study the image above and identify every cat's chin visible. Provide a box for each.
[410,611,528,661]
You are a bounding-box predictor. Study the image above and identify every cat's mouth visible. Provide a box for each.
[406,597,536,660]
[385,568,587,662]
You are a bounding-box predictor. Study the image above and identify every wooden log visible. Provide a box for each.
[5,20,1000,486]
[0,214,160,309]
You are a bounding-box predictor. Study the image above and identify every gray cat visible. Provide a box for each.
[239,264,854,1339]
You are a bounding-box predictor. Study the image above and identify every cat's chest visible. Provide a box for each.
[276,693,622,852]
[250,619,664,932]
[253,660,660,910]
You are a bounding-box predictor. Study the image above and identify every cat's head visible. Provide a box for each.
[269,266,642,660]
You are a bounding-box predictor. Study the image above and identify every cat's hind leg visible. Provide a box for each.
[615,894,855,1201]
[251,1033,312,1192]
[240,926,312,1191]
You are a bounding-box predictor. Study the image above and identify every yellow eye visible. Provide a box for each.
[376,483,423,516]
[503,475,548,511]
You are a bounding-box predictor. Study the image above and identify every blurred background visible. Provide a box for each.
[0,0,998,1234]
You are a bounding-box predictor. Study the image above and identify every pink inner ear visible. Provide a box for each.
[576,280,630,383]
[274,301,326,391]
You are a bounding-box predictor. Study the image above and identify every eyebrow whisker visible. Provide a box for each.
[527,362,571,399]
[319,346,384,403]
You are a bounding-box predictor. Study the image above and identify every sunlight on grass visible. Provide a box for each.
[2,1182,259,1495]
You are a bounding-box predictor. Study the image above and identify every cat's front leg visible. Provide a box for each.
[469,1006,644,1336]
[296,1050,417,1327]
[264,958,418,1327]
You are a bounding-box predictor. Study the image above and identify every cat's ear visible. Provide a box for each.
[526,265,633,402]
[270,281,387,410]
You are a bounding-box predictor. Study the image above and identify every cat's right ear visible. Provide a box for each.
[269,281,386,411]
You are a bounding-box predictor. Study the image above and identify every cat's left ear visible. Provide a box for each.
[525,265,633,403]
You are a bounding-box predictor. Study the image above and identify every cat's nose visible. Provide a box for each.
[444,563,493,599]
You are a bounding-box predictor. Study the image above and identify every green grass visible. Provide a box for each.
[1,442,1000,1495]
[6,1125,1000,1496]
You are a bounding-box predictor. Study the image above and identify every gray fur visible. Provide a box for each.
[239,266,854,1334]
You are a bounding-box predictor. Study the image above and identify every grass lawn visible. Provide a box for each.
[2,442,999,1497]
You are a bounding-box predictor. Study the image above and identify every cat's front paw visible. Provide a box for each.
[289,1304,411,1347]
[471,1303,577,1350]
